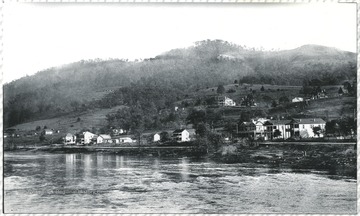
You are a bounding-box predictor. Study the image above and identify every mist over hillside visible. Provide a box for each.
[4,40,356,128]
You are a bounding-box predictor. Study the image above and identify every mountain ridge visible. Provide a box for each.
[4,40,356,127]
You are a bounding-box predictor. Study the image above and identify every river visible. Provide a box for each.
[4,152,357,213]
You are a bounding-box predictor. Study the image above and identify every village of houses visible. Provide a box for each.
[5,83,354,148]
[34,93,329,147]
[56,117,326,146]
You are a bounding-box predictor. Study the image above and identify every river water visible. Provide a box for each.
[4,152,357,213]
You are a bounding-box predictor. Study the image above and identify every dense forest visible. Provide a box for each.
[4,40,356,128]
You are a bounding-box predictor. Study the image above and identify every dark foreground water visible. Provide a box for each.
[4,152,357,213]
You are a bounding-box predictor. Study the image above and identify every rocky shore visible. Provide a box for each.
[214,144,356,178]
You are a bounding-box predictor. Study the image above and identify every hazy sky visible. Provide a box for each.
[3,3,357,83]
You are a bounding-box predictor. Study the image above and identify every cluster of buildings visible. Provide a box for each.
[64,128,196,145]
[238,118,326,140]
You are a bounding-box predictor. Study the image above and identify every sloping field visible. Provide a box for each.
[8,105,125,134]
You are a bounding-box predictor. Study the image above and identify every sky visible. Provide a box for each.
[2,3,357,83]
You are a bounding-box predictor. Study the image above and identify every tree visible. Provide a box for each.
[279,96,290,104]
[196,123,209,138]
[338,87,344,95]
[312,126,322,137]
[39,134,46,142]
[271,100,278,108]
[273,129,282,139]
[234,80,238,84]
[216,85,225,94]
[343,81,352,92]
[224,121,237,135]
[239,111,251,123]
[35,126,41,131]
[186,109,206,127]
[325,120,338,136]
[160,131,170,142]
[339,117,356,137]
[260,85,265,91]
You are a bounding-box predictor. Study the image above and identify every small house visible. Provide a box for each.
[118,136,134,143]
[287,118,326,138]
[292,97,304,103]
[83,131,96,144]
[97,134,112,144]
[64,133,76,145]
[264,119,291,140]
[44,129,54,135]
[217,96,236,107]
[153,133,161,142]
[172,129,190,142]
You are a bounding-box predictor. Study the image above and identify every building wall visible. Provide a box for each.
[271,125,291,139]
[84,132,95,144]
[299,123,325,138]
[97,137,104,144]
[154,134,160,142]
[181,130,190,142]
[120,137,133,143]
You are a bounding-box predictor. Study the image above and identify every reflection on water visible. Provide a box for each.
[180,158,189,181]
[4,152,357,214]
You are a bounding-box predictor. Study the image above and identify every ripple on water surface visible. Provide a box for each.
[3,152,357,214]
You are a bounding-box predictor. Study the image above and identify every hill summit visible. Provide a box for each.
[4,40,356,128]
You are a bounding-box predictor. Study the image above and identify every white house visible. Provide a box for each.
[44,129,54,135]
[64,133,76,145]
[288,118,326,138]
[172,129,190,142]
[153,133,161,142]
[119,136,134,143]
[264,120,291,140]
[217,96,236,107]
[97,134,112,144]
[292,97,304,103]
[83,131,96,144]
[238,118,270,140]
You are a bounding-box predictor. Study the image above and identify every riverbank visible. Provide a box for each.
[5,142,356,178]
[214,144,356,178]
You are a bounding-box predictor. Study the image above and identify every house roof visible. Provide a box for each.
[290,118,326,124]
[113,135,134,139]
[65,133,74,137]
[240,122,255,126]
[173,129,186,133]
[44,129,53,132]
[173,128,195,134]
[98,134,112,139]
[265,120,292,125]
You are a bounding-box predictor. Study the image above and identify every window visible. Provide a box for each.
[294,124,299,128]
[303,125,305,129]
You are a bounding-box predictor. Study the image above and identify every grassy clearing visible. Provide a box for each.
[8,105,125,134]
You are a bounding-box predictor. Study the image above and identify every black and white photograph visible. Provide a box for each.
[2,2,357,214]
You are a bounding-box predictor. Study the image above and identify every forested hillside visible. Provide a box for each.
[4,40,356,128]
